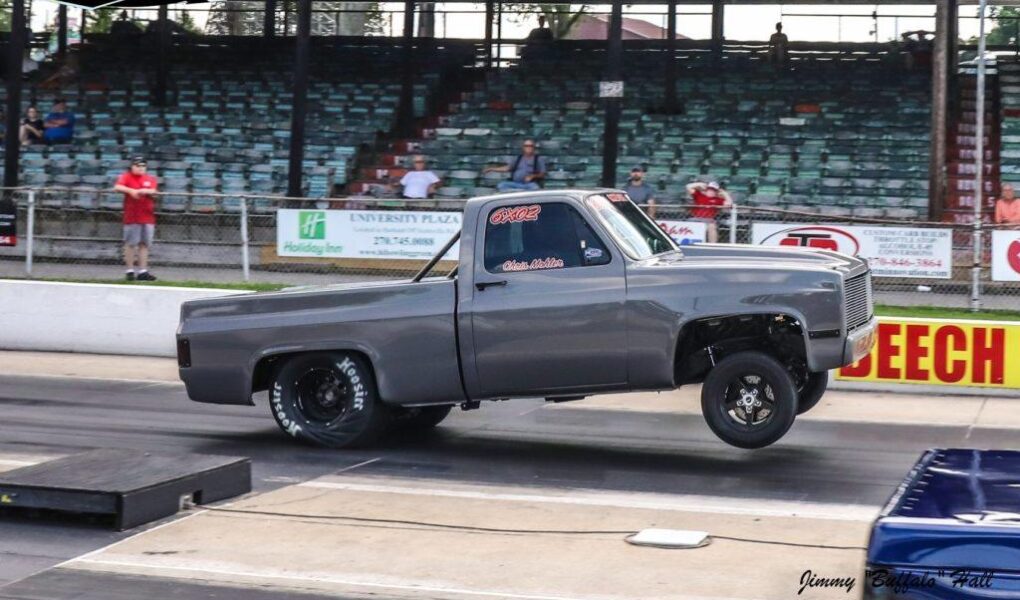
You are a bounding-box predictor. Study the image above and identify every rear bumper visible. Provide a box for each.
[179,365,254,405]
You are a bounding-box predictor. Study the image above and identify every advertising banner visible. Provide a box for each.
[0,195,16,246]
[836,317,1020,389]
[991,229,1020,282]
[751,223,953,279]
[277,209,461,260]
[656,220,707,245]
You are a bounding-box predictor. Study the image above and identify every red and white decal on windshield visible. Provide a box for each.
[501,257,565,272]
[489,204,542,225]
[606,193,630,203]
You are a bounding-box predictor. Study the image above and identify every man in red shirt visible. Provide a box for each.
[113,157,159,281]
[686,180,732,243]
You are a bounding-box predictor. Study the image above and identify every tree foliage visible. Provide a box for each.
[85,8,117,34]
[975,6,1020,46]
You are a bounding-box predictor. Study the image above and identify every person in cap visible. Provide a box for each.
[686,180,732,243]
[622,166,656,217]
[113,157,159,281]
[485,139,547,192]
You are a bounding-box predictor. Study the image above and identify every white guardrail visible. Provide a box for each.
[0,279,249,357]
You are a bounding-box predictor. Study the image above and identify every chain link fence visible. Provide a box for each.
[1,187,1018,311]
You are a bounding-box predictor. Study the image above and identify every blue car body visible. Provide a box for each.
[865,449,1020,598]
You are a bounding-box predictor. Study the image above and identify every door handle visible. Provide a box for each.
[475,280,507,291]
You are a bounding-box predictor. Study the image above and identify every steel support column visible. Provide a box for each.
[711,0,724,54]
[928,0,949,220]
[264,0,277,38]
[600,0,623,188]
[397,0,416,136]
[286,0,312,198]
[484,0,494,69]
[3,0,26,188]
[57,4,67,55]
[155,4,169,107]
[665,0,677,112]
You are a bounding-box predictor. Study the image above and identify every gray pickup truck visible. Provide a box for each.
[177,190,876,449]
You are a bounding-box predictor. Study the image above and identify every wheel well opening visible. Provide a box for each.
[251,349,375,395]
[673,313,806,386]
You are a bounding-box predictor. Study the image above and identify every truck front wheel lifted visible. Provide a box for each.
[701,351,798,449]
[270,352,389,448]
[796,371,828,415]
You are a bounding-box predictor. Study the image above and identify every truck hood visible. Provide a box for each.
[646,244,869,277]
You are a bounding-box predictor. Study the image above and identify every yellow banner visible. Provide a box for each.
[836,317,1020,389]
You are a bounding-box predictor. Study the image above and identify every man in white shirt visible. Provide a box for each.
[399,156,442,199]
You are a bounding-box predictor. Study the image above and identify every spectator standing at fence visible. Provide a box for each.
[686,181,731,243]
[114,157,159,281]
[767,23,789,69]
[19,106,44,146]
[485,139,547,192]
[42,99,75,144]
[995,183,1020,227]
[623,166,656,217]
[399,155,442,199]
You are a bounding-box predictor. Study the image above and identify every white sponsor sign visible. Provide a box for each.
[599,81,624,98]
[277,209,461,260]
[657,220,707,245]
[991,229,1020,281]
[751,223,953,279]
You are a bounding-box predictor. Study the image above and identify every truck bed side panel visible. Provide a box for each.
[180,280,464,406]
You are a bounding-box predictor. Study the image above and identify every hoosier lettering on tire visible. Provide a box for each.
[269,352,390,448]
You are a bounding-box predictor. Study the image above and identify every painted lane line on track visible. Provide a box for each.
[297,480,879,522]
[72,557,765,600]
[0,510,210,591]
[333,457,382,474]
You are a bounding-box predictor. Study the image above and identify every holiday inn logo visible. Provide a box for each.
[298,211,326,240]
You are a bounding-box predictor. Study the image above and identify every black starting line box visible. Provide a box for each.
[0,448,251,530]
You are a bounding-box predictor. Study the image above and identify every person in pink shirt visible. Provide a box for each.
[995,184,1020,228]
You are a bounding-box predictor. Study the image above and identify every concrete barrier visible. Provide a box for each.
[0,280,250,357]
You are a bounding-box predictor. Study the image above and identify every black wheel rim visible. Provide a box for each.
[720,372,777,430]
[294,367,353,426]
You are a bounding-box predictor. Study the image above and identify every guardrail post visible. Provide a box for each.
[971,0,987,312]
[240,197,251,282]
[729,202,737,244]
[25,190,35,276]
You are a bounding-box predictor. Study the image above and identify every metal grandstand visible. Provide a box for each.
[0,0,1002,222]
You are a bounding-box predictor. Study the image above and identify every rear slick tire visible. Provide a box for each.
[269,352,390,448]
[701,351,798,449]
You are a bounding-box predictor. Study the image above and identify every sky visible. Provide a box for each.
[27,2,989,44]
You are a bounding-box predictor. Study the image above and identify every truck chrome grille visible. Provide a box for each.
[844,272,874,332]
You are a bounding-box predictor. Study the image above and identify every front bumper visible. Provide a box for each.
[845,317,878,365]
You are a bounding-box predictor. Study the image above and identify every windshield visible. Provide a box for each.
[584,193,678,259]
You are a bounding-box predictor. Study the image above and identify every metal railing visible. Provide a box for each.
[1,186,1018,311]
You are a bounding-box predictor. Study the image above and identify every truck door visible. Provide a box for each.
[465,200,628,398]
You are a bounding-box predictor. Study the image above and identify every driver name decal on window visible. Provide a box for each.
[489,204,542,225]
[501,257,565,272]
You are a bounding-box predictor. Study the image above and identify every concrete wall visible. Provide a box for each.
[0,280,250,357]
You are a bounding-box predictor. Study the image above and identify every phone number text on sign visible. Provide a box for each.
[751,223,953,279]
[277,209,461,260]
